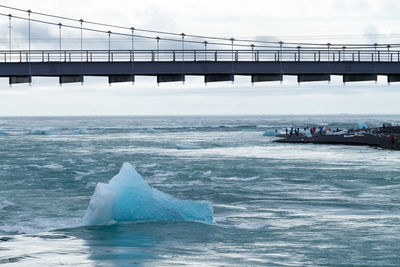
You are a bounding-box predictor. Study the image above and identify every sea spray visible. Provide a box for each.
[83,163,213,226]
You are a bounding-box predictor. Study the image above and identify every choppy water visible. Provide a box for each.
[0,115,400,266]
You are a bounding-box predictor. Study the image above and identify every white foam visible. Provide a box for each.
[213,216,227,223]
[42,163,65,170]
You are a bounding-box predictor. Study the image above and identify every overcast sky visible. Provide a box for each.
[0,0,399,116]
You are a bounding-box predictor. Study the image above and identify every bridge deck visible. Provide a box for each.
[0,50,399,84]
[0,61,399,76]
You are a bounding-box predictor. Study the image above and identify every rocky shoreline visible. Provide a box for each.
[274,126,400,150]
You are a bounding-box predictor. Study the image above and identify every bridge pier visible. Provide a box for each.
[59,75,84,84]
[251,74,283,83]
[343,74,377,83]
[108,75,135,84]
[157,74,185,83]
[387,75,400,83]
[9,76,32,85]
[297,74,331,83]
[205,74,234,83]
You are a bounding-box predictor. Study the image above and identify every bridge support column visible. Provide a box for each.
[157,74,185,83]
[297,74,330,83]
[251,74,282,83]
[343,74,377,83]
[9,76,32,85]
[387,75,400,83]
[205,74,234,83]
[59,75,84,84]
[108,75,135,84]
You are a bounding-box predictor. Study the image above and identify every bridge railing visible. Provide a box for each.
[0,49,399,63]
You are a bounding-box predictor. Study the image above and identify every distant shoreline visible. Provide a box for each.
[274,126,400,151]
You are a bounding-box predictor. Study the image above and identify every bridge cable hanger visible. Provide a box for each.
[0,4,398,49]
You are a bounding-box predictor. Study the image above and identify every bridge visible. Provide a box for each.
[1,5,400,85]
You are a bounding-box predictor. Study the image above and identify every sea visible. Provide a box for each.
[0,115,399,266]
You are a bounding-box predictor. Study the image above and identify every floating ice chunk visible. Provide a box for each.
[358,122,368,130]
[69,129,89,135]
[263,130,277,136]
[305,131,312,138]
[176,144,202,150]
[333,129,348,135]
[83,163,213,226]
[27,128,59,135]
[0,130,9,135]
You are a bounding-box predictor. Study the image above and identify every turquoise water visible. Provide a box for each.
[0,115,400,266]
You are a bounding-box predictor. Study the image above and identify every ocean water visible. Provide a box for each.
[0,115,400,266]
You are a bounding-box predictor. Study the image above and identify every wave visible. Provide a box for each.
[0,200,14,210]
[68,129,89,135]
[89,124,261,133]
[176,144,202,150]
[234,222,268,230]
[83,163,213,226]
[27,129,59,135]
[139,128,157,133]
[15,124,266,136]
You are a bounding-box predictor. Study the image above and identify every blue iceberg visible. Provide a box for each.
[27,128,59,135]
[263,129,277,136]
[83,163,213,226]
[358,122,368,130]
[0,130,9,136]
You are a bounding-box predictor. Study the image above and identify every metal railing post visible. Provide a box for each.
[297,46,301,62]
